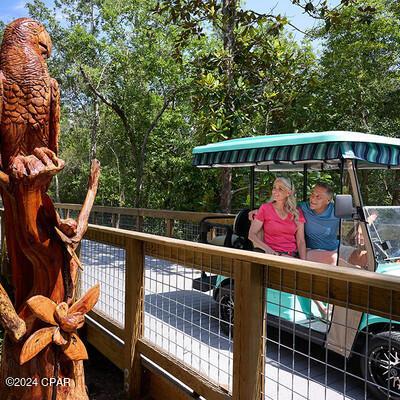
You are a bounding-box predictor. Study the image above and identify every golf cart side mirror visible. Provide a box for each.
[335,195,354,219]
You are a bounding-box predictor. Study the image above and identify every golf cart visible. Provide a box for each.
[192,131,400,399]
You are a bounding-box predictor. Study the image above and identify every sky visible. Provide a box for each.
[244,0,318,39]
[0,0,29,23]
[0,0,318,41]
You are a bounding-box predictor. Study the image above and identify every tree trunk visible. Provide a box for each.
[134,159,144,208]
[220,0,236,213]
[0,172,87,399]
[219,168,232,213]
[360,169,369,205]
[90,100,99,161]
[392,170,400,205]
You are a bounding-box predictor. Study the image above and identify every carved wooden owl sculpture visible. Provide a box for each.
[0,18,64,309]
[0,17,60,175]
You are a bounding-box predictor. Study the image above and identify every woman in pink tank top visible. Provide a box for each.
[248,177,306,259]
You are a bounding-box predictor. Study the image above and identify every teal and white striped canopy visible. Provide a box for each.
[192,132,400,171]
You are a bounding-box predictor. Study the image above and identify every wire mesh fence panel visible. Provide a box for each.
[172,220,200,242]
[95,212,113,227]
[143,252,234,392]
[143,217,166,236]
[261,265,400,400]
[79,239,126,328]
[61,208,79,220]
[118,214,138,231]
[54,206,226,242]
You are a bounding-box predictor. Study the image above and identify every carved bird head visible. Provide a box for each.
[1,18,52,59]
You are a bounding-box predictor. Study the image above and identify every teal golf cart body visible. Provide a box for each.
[192,131,400,399]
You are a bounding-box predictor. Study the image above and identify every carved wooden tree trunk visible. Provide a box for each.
[0,18,101,400]
[0,179,92,400]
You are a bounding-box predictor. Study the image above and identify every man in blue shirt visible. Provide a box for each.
[299,182,340,318]
[299,182,340,265]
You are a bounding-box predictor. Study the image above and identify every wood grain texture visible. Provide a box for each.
[125,239,145,399]
[138,339,231,400]
[232,262,264,400]
[0,282,26,341]
[0,18,100,400]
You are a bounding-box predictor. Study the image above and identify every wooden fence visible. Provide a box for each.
[81,223,400,400]
[2,205,400,399]
[55,203,234,237]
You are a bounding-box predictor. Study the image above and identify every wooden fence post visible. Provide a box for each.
[137,216,144,232]
[165,218,174,237]
[116,213,120,229]
[232,261,264,400]
[124,238,145,399]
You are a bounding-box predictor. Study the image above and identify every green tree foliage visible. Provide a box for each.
[157,0,316,211]
[0,0,398,212]
[27,0,198,208]
[307,0,400,204]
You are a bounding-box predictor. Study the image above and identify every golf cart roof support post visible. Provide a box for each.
[303,164,308,202]
[345,160,376,272]
[340,159,344,194]
[337,159,345,268]
[250,166,255,210]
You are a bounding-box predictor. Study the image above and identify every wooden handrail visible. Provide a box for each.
[55,203,235,223]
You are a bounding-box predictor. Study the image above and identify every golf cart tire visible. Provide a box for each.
[361,331,400,400]
[216,282,234,338]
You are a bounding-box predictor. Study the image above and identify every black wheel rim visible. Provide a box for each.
[369,345,400,397]
[219,294,234,325]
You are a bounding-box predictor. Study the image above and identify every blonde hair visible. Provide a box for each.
[271,177,300,223]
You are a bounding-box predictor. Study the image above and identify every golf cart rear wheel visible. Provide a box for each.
[216,283,234,337]
[361,331,400,399]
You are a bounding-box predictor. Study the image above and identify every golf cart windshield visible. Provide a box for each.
[365,206,400,263]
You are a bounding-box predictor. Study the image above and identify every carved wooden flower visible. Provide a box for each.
[20,284,100,365]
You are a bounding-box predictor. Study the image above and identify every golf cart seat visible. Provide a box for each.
[198,208,254,249]
[193,208,254,292]
[231,208,253,250]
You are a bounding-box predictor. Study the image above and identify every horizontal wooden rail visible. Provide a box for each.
[85,318,125,370]
[138,339,230,400]
[55,203,235,223]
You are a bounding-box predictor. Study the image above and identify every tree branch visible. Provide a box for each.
[140,93,174,159]
[79,66,137,154]
[0,283,26,342]
[55,159,101,250]
[250,10,310,36]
